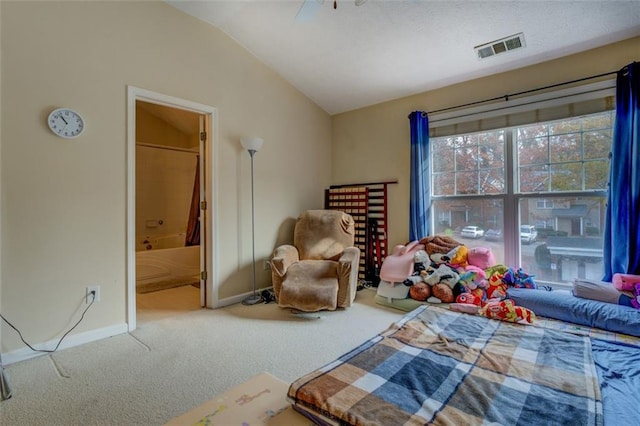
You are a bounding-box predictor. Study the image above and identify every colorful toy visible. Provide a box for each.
[458,266,487,290]
[446,245,468,268]
[485,273,508,301]
[456,292,481,306]
[479,299,536,325]
[612,273,640,291]
[503,267,537,289]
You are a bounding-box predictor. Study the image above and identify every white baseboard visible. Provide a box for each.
[2,323,128,365]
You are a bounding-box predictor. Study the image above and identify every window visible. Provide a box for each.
[536,199,554,209]
[430,111,613,286]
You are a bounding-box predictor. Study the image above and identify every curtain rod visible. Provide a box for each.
[329,179,398,189]
[409,69,619,118]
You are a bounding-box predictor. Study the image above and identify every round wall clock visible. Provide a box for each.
[48,108,85,138]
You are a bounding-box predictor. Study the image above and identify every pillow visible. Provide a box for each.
[572,278,629,306]
[507,288,640,337]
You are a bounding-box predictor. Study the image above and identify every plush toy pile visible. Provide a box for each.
[396,236,538,324]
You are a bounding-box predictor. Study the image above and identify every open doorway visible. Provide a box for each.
[135,101,203,323]
[127,87,217,331]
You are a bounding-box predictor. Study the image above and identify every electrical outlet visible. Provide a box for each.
[263,260,271,271]
[86,285,101,304]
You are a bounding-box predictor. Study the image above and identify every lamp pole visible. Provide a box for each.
[242,141,263,305]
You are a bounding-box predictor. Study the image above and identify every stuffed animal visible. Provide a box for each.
[503,267,537,289]
[485,272,508,301]
[402,250,432,286]
[456,292,482,305]
[419,235,461,257]
[409,282,431,301]
[479,299,536,325]
[485,264,509,278]
[632,283,640,309]
[458,266,487,291]
[422,263,459,304]
[447,245,468,268]
[450,299,536,325]
[613,273,640,291]
[431,283,455,303]
[467,247,496,269]
[424,264,459,288]
[429,252,450,266]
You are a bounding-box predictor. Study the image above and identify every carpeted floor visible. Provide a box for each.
[1,287,403,425]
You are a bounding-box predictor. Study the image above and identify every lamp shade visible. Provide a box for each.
[241,137,264,152]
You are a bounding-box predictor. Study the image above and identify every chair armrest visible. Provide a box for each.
[271,245,299,299]
[336,246,360,308]
[271,245,299,276]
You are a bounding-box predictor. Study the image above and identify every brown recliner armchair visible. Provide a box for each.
[270,210,360,312]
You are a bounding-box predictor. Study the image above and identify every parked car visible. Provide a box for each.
[460,225,485,239]
[520,225,538,244]
[484,228,503,241]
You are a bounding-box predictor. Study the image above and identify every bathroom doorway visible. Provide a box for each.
[127,87,217,331]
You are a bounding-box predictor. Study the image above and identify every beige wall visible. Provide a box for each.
[332,36,640,249]
[1,1,332,353]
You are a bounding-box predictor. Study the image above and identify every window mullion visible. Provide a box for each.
[504,130,519,267]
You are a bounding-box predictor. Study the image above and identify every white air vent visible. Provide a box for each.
[475,33,526,59]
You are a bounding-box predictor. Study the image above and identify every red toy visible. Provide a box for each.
[479,299,536,325]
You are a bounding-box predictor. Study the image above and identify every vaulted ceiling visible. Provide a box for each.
[168,0,640,115]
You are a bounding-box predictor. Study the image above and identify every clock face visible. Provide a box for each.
[48,108,85,138]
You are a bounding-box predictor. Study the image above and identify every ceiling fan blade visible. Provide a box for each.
[295,0,324,22]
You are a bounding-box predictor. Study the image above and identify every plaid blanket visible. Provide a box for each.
[289,304,603,425]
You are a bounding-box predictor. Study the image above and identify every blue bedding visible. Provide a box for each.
[592,338,640,426]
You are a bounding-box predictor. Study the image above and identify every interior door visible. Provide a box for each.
[199,115,207,307]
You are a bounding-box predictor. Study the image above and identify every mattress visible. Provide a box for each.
[288,304,640,425]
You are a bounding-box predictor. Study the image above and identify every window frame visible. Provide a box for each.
[428,111,613,288]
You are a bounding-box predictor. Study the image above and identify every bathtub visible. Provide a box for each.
[136,245,200,291]
[137,232,187,251]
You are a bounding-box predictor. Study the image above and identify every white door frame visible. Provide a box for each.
[126,86,219,331]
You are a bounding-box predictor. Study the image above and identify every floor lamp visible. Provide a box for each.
[241,137,264,305]
[0,353,11,400]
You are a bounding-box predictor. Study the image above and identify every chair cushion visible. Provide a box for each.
[278,260,339,312]
[294,210,355,261]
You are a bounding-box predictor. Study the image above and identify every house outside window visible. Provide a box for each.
[536,199,554,209]
[430,111,613,287]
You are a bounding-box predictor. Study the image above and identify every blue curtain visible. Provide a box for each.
[408,111,430,241]
[603,62,640,280]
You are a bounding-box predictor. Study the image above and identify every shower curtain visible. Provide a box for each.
[186,155,200,246]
